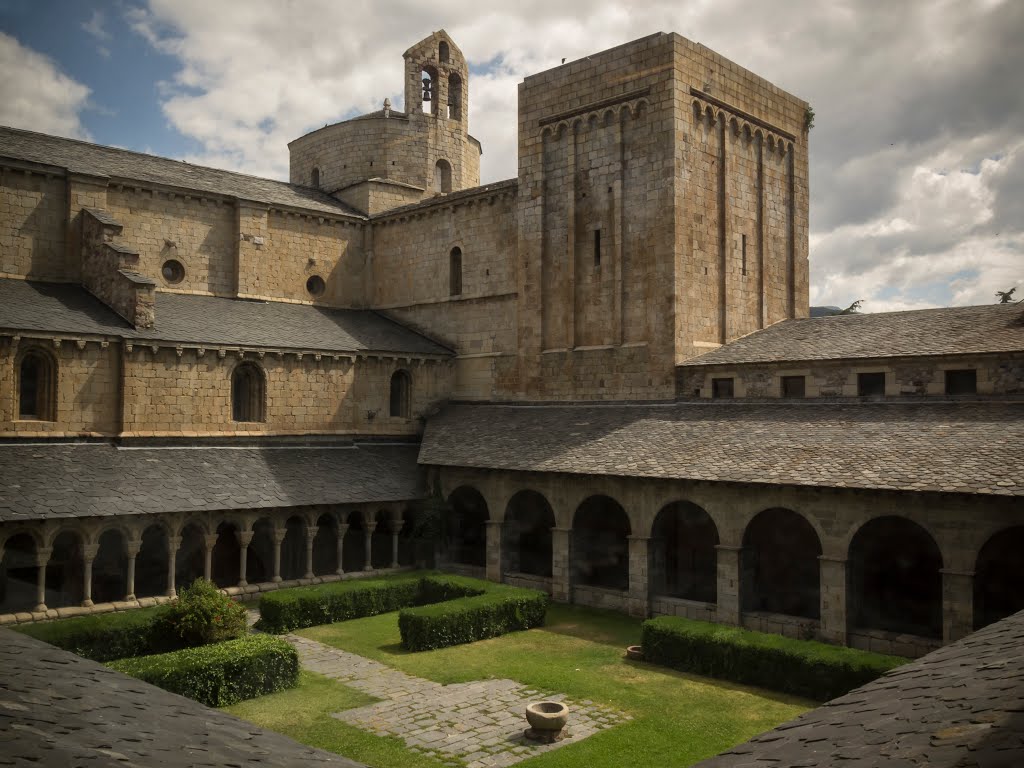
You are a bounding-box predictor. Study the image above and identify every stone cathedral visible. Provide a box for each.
[0,30,1021,662]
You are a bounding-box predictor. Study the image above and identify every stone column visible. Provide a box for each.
[203,535,218,582]
[715,544,742,626]
[237,531,253,587]
[125,539,142,601]
[389,518,402,569]
[34,548,51,613]
[485,521,503,583]
[363,522,377,571]
[166,536,181,598]
[304,526,318,579]
[336,523,349,575]
[551,528,572,603]
[627,536,651,618]
[818,555,848,645]
[942,569,975,644]
[82,544,98,607]
[271,528,286,583]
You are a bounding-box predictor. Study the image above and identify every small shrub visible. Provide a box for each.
[399,587,547,651]
[641,615,906,701]
[159,578,247,647]
[108,634,299,707]
[12,605,172,662]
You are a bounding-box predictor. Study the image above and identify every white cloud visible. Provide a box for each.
[0,32,91,140]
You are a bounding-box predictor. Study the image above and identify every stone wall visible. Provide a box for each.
[0,166,67,281]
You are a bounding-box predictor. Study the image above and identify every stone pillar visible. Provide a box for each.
[34,548,51,613]
[551,528,572,603]
[942,569,975,644]
[237,531,253,587]
[82,544,98,607]
[304,526,318,579]
[166,536,181,598]
[203,535,218,582]
[715,545,742,626]
[389,518,402,569]
[818,556,848,644]
[336,523,349,575]
[363,522,377,571]
[485,521,503,582]
[271,528,286,583]
[125,539,142,601]
[627,536,651,618]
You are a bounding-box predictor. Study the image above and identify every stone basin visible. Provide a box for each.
[625,644,644,661]
[524,701,569,742]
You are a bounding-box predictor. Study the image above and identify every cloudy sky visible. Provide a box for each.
[1,0,1020,311]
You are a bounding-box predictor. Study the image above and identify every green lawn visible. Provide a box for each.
[230,602,810,768]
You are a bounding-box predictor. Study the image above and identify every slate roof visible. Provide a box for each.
[0,278,453,355]
[418,401,1024,496]
[0,125,363,217]
[0,441,425,523]
[679,304,1024,367]
[0,627,361,767]
[696,608,1024,767]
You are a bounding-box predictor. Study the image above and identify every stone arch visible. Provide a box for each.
[16,345,58,421]
[421,64,439,114]
[231,361,266,423]
[342,510,365,572]
[692,99,703,121]
[447,72,462,120]
[136,523,168,598]
[503,490,555,578]
[389,369,412,418]
[210,521,240,588]
[279,515,306,581]
[445,486,489,567]
[311,166,320,188]
[434,159,452,193]
[742,508,821,619]
[438,40,450,63]
[175,522,206,591]
[312,512,338,576]
[92,528,128,604]
[572,495,631,591]
[650,501,719,603]
[371,509,393,569]
[248,517,276,584]
[1,531,38,613]
[974,526,1024,630]
[47,529,84,608]
[848,516,942,638]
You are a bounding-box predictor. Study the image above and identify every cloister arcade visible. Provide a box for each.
[436,471,1024,658]
[0,504,422,618]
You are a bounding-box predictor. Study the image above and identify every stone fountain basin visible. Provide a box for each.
[525,701,569,732]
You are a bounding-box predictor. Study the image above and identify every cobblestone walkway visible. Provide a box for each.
[287,634,629,768]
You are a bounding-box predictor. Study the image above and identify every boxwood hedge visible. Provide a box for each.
[641,615,906,701]
[12,605,175,662]
[107,634,299,707]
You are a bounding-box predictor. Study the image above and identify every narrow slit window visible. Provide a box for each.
[449,247,463,296]
[594,229,601,268]
[389,370,411,418]
[741,234,747,276]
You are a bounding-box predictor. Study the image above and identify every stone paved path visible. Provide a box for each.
[286,634,629,768]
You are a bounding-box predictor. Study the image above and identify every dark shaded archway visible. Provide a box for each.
[1,533,38,613]
[974,526,1024,630]
[136,524,168,598]
[445,487,488,567]
[343,511,365,572]
[371,510,393,569]
[280,516,306,581]
[248,518,275,584]
[211,522,241,588]
[742,508,821,619]
[503,491,554,577]
[848,516,942,638]
[651,501,718,602]
[312,513,338,576]
[572,495,631,591]
[175,523,206,591]
[46,530,84,607]
[92,529,128,604]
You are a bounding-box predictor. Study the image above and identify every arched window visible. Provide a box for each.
[231,362,266,423]
[449,247,463,296]
[438,41,450,64]
[447,73,462,120]
[311,167,320,188]
[434,159,452,193]
[17,349,56,421]
[421,66,438,114]
[389,369,411,418]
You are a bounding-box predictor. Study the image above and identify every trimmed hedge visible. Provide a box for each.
[398,586,547,651]
[641,615,906,701]
[108,634,299,707]
[12,605,176,662]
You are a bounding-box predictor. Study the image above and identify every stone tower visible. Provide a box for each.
[288,30,481,215]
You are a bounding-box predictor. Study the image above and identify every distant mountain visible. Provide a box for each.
[810,306,843,317]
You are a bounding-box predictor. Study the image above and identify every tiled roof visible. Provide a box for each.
[696,608,1024,767]
[0,441,425,523]
[0,125,364,218]
[679,304,1024,366]
[418,401,1024,496]
[0,628,361,767]
[0,278,453,356]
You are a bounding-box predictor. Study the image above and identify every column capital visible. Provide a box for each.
[168,535,182,549]
[82,544,99,560]
[364,522,378,534]
[236,531,254,547]
[35,548,53,567]
[337,523,350,536]
[204,534,219,548]
[272,528,288,544]
[304,525,319,542]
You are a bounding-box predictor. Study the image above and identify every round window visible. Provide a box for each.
[306,275,326,297]
[161,259,185,284]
